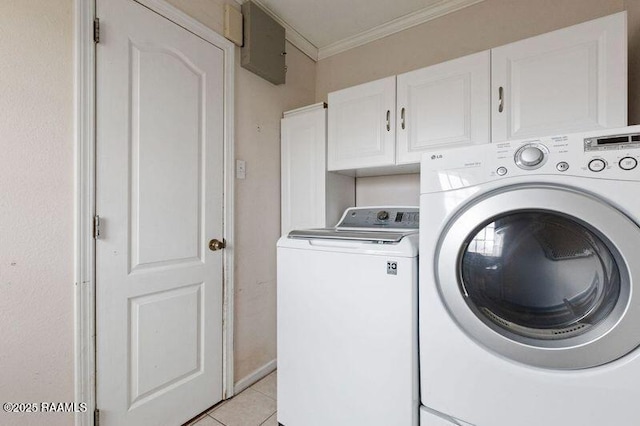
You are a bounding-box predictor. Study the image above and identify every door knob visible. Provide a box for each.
[209,238,226,251]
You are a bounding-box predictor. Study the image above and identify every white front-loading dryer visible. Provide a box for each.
[419,126,640,426]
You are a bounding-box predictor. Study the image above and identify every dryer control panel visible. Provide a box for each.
[421,125,640,193]
[583,131,640,173]
[584,132,640,152]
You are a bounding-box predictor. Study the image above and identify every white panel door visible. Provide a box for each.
[491,12,627,142]
[281,104,327,236]
[96,0,225,424]
[396,51,490,164]
[328,76,396,170]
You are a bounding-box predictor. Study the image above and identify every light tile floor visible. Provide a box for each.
[186,371,277,426]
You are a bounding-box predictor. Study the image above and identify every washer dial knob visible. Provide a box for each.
[514,143,549,170]
[377,210,389,221]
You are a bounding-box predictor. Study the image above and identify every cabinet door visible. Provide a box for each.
[492,12,627,142]
[396,51,490,164]
[328,76,396,171]
[281,105,327,236]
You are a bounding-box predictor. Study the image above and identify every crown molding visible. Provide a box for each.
[242,0,486,62]
[317,0,486,60]
[250,0,319,61]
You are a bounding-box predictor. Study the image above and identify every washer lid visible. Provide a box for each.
[288,228,416,243]
[287,206,419,243]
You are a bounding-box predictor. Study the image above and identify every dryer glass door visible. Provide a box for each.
[437,185,640,369]
[460,211,620,340]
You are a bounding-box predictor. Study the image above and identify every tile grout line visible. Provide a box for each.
[207,388,275,426]
[250,386,276,400]
[250,374,277,424]
[250,372,277,401]
[187,411,215,426]
[205,413,227,426]
[258,411,277,426]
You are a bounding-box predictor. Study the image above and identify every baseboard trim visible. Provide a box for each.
[233,359,277,395]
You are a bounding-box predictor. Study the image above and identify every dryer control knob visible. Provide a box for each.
[515,144,548,170]
[519,147,544,166]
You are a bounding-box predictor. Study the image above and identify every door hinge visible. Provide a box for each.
[93,215,101,239]
[93,18,100,43]
[94,408,100,426]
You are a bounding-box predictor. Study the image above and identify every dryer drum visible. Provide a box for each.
[460,211,621,340]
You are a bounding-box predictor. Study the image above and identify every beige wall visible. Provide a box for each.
[167,0,317,383]
[625,0,640,123]
[0,2,314,424]
[356,174,420,206]
[315,0,633,205]
[232,44,315,381]
[0,1,74,426]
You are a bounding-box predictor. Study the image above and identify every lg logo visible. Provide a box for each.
[387,261,397,275]
[431,154,443,160]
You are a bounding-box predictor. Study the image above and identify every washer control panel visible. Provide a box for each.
[337,207,419,229]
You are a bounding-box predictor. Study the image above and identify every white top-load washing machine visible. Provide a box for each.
[418,126,640,426]
[277,206,420,426]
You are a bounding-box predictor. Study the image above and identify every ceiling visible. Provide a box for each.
[247,0,486,60]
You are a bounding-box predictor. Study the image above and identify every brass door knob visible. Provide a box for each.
[209,238,226,251]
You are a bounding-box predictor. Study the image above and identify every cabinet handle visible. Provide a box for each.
[401,107,406,130]
[386,110,391,131]
[498,86,504,113]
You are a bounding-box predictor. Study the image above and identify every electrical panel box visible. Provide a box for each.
[241,1,286,85]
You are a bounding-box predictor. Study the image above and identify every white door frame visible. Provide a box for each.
[74,0,236,424]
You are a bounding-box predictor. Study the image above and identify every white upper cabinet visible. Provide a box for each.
[328,53,489,172]
[281,103,354,236]
[396,51,490,164]
[326,12,627,173]
[281,104,327,235]
[328,76,396,171]
[491,12,627,142]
